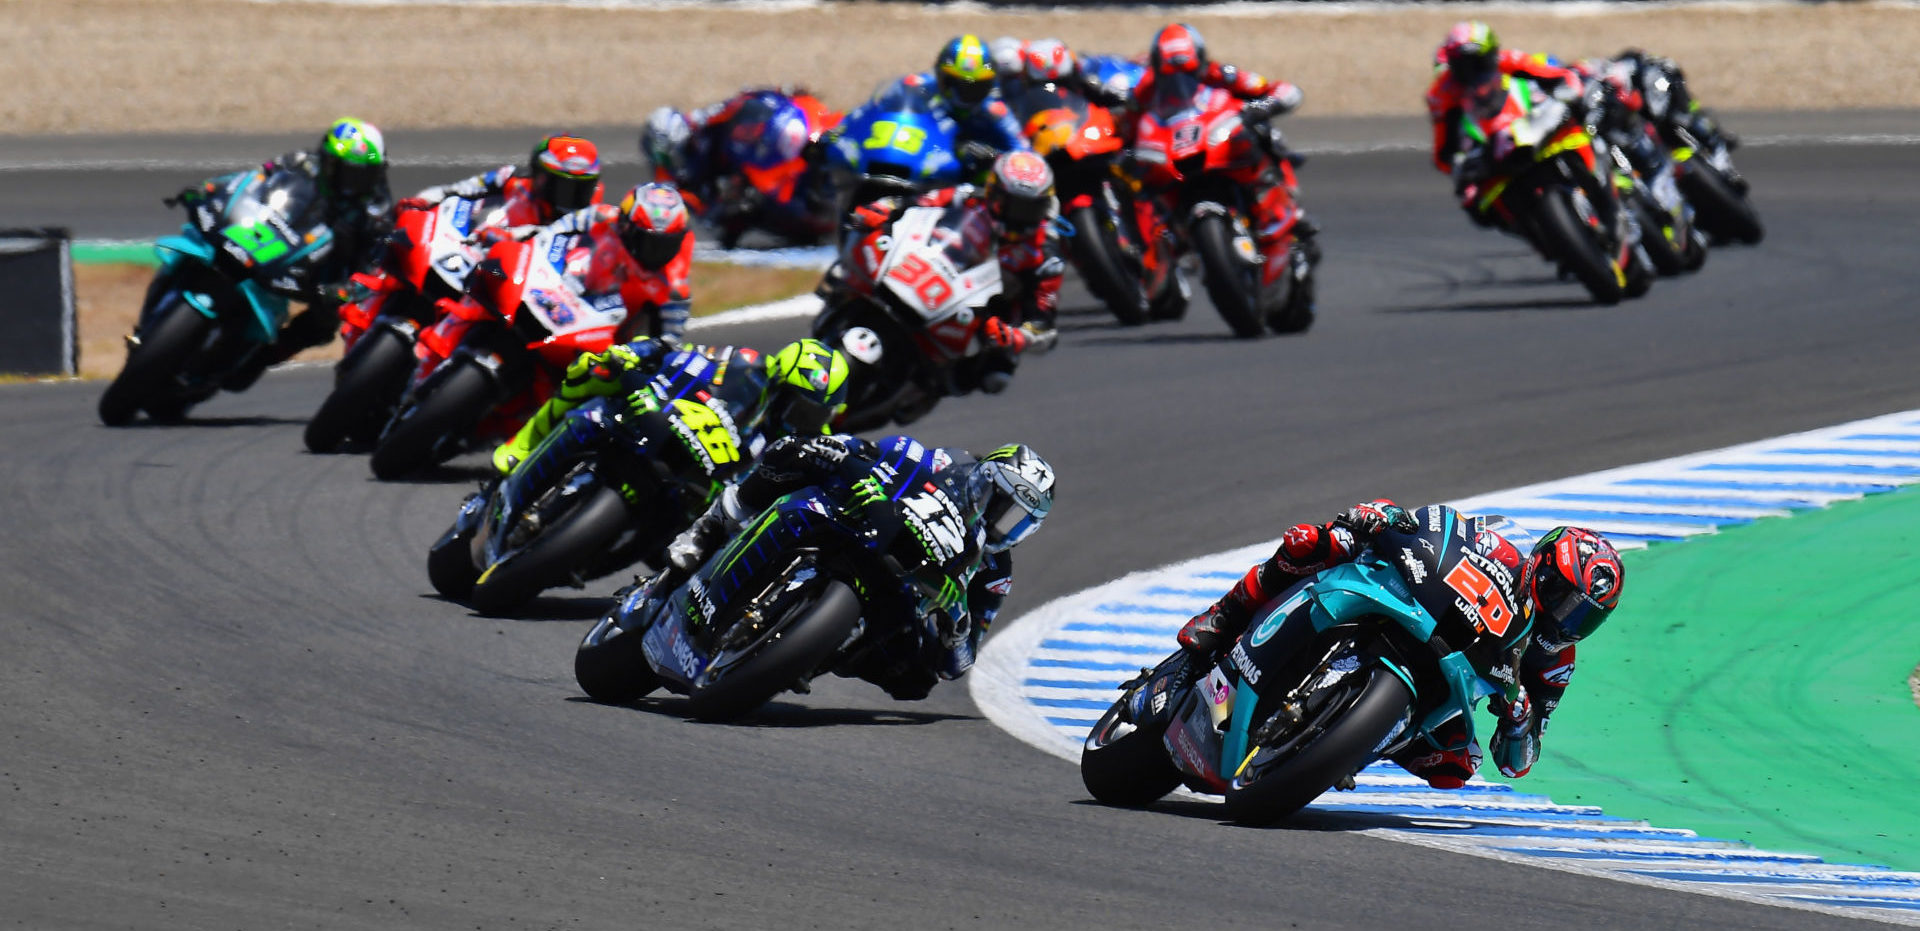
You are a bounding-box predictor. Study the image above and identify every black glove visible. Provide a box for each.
[959,141,1003,171]
[1240,97,1284,124]
[163,185,205,208]
[1334,500,1417,536]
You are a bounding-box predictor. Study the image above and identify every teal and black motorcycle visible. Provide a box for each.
[98,167,335,425]
[1081,505,1529,825]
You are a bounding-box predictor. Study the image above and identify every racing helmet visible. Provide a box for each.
[984,151,1056,233]
[1440,21,1501,86]
[318,117,387,201]
[1025,38,1078,85]
[616,183,690,271]
[967,444,1055,554]
[528,134,602,218]
[935,34,999,111]
[759,338,849,436]
[989,36,1030,82]
[1148,23,1206,77]
[1523,527,1625,650]
[640,107,693,183]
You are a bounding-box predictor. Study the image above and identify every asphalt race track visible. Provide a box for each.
[4,133,1918,929]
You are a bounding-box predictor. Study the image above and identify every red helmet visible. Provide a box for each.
[984,151,1055,233]
[1523,527,1624,649]
[616,183,690,270]
[528,135,602,219]
[1024,38,1077,84]
[1149,23,1205,77]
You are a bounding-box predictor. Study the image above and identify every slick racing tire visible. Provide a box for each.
[469,483,629,616]
[1222,666,1413,826]
[98,299,213,426]
[1681,166,1764,245]
[306,326,414,453]
[575,611,663,704]
[1067,205,1147,326]
[427,517,483,602]
[684,580,861,723]
[370,358,493,481]
[1081,697,1184,808]
[1191,214,1266,339]
[1533,191,1624,306]
[1629,196,1688,276]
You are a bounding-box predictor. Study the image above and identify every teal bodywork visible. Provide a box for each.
[150,169,333,345]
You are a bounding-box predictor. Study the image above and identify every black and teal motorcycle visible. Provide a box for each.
[574,436,975,722]
[99,168,335,425]
[1081,505,1530,825]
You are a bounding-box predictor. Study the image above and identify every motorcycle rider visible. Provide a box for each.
[642,87,834,223]
[490,336,849,476]
[397,134,604,226]
[821,34,1032,183]
[1110,24,1319,284]
[166,117,393,380]
[1177,500,1625,788]
[989,36,1031,98]
[825,150,1064,394]
[1578,50,1740,156]
[655,434,1055,700]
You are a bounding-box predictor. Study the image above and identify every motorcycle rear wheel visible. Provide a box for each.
[1630,196,1688,276]
[371,358,494,480]
[470,483,630,615]
[1081,695,1184,807]
[685,580,861,723]
[98,299,212,426]
[1533,191,1623,305]
[1222,665,1412,825]
[1191,214,1265,339]
[575,611,663,704]
[305,325,413,453]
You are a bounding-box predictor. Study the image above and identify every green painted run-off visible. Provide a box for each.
[72,240,160,266]
[1488,486,1920,871]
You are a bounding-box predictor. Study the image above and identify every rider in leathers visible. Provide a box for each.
[1178,500,1624,787]
[654,434,1054,700]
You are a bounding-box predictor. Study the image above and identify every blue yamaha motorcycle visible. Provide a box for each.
[98,168,334,425]
[1081,505,1530,824]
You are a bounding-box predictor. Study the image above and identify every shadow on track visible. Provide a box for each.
[566,695,975,728]
[1067,796,1479,834]
[105,414,310,428]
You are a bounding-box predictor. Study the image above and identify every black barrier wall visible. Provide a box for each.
[0,229,78,376]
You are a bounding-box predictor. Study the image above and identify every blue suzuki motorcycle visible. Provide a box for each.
[1081,505,1530,825]
[98,168,334,425]
[824,83,963,214]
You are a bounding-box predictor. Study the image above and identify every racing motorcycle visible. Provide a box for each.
[1009,80,1145,325]
[1629,61,1761,245]
[824,85,964,216]
[99,167,335,425]
[1122,73,1316,337]
[368,228,625,480]
[811,201,1049,431]
[304,193,507,452]
[428,348,752,613]
[1456,75,1654,305]
[705,89,842,248]
[1583,68,1708,276]
[1081,506,1528,825]
[574,436,977,722]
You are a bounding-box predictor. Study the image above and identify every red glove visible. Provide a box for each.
[396,197,433,211]
[983,316,1028,352]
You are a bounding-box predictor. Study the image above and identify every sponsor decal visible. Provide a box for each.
[1398,548,1429,585]
[1426,506,1443,533]
[985,575,1013,596]
[902,487,967,562]
[1229,641,1261,685]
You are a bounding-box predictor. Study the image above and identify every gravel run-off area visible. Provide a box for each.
[7,0,1920,135]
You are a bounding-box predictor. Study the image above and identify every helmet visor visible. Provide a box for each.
[982,491,1038,550]
[623,226,687,269]
[537,172,599,213]
[770,392,834,435]
[944,75,994,108]
[996,190,1051,231]
[1446,49,1496,86]
[329,157,383,199]
[1535,569,1608,648]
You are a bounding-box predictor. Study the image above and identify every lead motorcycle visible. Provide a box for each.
[812,201,1051,431]
[428,348,754,613]
[369,228,626,480]
[574,436,977,722]
[1081,505,1528,825]
[99,167,336,425]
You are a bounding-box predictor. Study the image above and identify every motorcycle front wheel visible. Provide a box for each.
[1081,694,1184,808]
[305,324,413,453]
[98,298,213,426]
[1222,665,1412,826]
[575,610,663,704]
[370,357,496,480]
[470,482,630,615]
[1532,190,1624,305]
[684,579,861,723]
[1190,214,1265,339]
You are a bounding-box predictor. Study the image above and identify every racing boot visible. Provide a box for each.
[1389,724,1483,789]
[654,484,751,594]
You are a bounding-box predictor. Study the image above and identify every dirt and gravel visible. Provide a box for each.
[7,0,1920,136]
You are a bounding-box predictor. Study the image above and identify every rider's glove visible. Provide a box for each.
[1333,500,1416,537]
[163,184,209,208]
[959,141,1003,170]
[1497,689,1535,739]
[1240,91,1297,124]
[793,435,849,471]
[396,196,434,212]
[983,316,1029,353]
